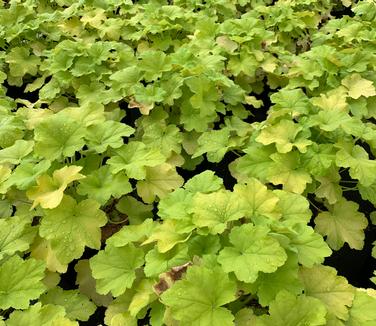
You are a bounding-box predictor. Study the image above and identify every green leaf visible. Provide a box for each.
[341,73,376,99]
[253,255,304,307]
[133,84,167,115]
[311,87,348,112]
[115,196,154,225]
[39,195,107,264]
[76,82,112,106]
[142,219,192,253]
[347,289,376,326]
[0,215,36,261]
[0,112,24,149]
[184,170,223,193]
[268,151,312,194]
[234,308,258,326]
[190,190,245,234]
[103,289,136,326]
[128,279,156,317]
[6,303,78,326]
[30,236,68,274]
[230,144,275,182]
[0,256,46,309]
[107,218,155,247]
[233,178,281,223]
[26,165,85,209]
[107,141,165,179]
[301,144,336,176]
[136,163,184,203]
[158,188,194,221]
[74,260,112,307]
[142,123,183,157]
[0,165,11,194]
[284,223,332,267]
[85,120,134,153]
[139,50,172,81]
[161,264,237,326]
[309,110,353,132]
[144,244,190,277]
[315,167,342,205]
[34,114,86,161]
[90,244,144,297]
[359,182,376,206]
[314,198,368,250]
[185,76,219,115]
[299,265,355,321]
[6,160,51,190]
[0,140,34,165]
[256,120,312,153]
[274,190,311,224]
[270,88,310,116]
[218,224,287,283]
[40,287,96,321]
[5,47,40,78]
[110,66,141,94]
[193,128,231,163]
[336,145,376,186]
[63,103,106,128]
[77,166,132,205]
[188,234,221,258]
[257,290,327,326]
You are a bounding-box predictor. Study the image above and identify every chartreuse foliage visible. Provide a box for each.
[0,0,376,324]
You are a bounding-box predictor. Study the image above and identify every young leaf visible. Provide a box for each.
[341,73,376,99]
[27,165,85,209]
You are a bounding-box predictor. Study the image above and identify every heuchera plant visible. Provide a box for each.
[0,0,375,324]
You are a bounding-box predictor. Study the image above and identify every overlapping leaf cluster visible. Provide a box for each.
[0,0,376,324]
